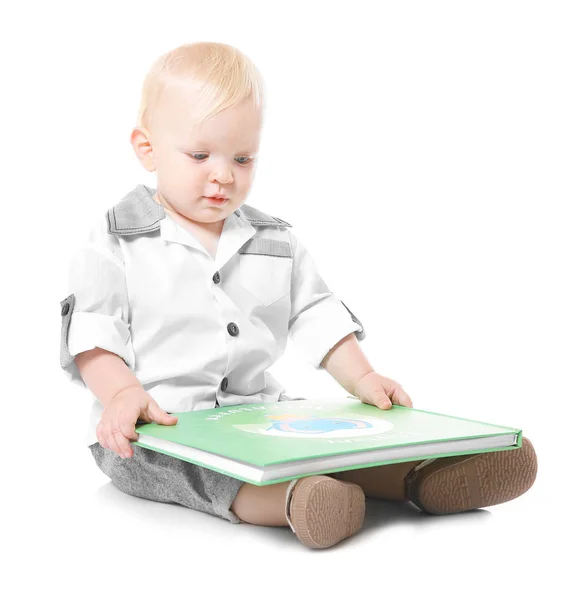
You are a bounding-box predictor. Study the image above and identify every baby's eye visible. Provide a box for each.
[189,153,253,165]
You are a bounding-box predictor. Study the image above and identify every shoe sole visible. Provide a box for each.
[405,436,537,515]
[290,476,365,549]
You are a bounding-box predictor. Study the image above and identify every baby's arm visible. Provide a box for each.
[74,347,143,407]
[60,219,177,457]
[75,347,177,458]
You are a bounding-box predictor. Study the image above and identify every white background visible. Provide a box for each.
[2,0,579,597]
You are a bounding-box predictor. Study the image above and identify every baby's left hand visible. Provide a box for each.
[353,372,413,410]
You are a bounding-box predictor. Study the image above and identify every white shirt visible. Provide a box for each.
[59,184,365,446]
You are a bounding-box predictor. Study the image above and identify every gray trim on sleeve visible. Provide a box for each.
[341,301,366,341]
[60,293,76,368]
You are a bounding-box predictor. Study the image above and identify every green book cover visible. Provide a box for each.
[133,397,522,485]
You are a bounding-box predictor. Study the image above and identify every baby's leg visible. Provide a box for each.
[90,442,245,523]
[330,460,425,501]
[230,481,289,526]
[91,443,364,549]
[231,476,366,549]
[229,459,422,524]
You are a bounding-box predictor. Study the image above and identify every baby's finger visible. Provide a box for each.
[112,426,132,459]
[102,422,123,458]
[148,402,179,426]
[119,421,138,458]
[393,387,413,408]
[120,419,139,443]
[96,422,110,450]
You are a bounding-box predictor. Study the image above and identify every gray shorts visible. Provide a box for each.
[89,394,307,524]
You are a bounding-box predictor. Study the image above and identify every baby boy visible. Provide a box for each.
[60,41,537,549]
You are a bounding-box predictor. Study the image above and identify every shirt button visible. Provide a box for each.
[61,303,70,316]
[227,322,239,337]
[213,271,221,284]
[220,377,228,392]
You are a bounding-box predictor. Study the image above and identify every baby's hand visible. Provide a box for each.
[96,387,178,459]
[353,371,413,410]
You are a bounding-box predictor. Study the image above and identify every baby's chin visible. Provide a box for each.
[183,204,239,222]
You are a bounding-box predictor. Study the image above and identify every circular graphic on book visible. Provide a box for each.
[233,413,394,439]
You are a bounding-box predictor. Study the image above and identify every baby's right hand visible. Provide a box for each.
[96,387,178,459]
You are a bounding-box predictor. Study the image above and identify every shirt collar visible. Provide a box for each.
[106,184,291,271]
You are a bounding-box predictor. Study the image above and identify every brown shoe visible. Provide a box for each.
[285,475,366,549]
[404,437,538,515]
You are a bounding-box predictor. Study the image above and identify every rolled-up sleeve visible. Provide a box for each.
[287,231,366,370]
[59,219,135,387]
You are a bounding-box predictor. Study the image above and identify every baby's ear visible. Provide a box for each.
[130,126,156,173]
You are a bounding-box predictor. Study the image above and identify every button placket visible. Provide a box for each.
[222,319,238,400]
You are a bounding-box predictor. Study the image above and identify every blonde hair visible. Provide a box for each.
[136,41,265,133]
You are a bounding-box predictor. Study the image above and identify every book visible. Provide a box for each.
[133,396,523,486]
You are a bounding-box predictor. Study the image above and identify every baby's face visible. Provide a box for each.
[134,85,261,226]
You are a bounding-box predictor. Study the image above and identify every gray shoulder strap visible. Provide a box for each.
[106,184,165,235]
[236,204,292,228]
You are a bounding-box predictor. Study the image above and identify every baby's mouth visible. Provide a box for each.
[204,196,229,205]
